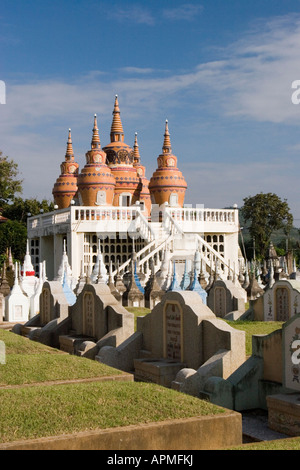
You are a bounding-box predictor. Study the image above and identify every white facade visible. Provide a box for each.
[27,202,240,286]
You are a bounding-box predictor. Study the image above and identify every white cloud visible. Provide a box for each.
[2,13,300,219]
[184,159,300,223]
[162,4,203,22]
[106,5,155,25]
[201,14,300,123]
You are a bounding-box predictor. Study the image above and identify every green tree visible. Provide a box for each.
[0,220,27,262]
[0,152,23,205]
[241,192,293,259]
[2,197,54,226]
[0,198,55,264]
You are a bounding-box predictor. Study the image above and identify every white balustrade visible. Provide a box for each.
[165,207,238,226]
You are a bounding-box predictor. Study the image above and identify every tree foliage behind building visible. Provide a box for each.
[241,192,294,260]
[0,152,23,205]
[0,152,53,265]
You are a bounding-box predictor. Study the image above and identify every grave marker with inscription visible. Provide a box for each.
[164,302,182,361]
[267,313,300,436]
[283,313,300,391]
[263,279,300,322]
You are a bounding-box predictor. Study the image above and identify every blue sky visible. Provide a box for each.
[1,1,300,224]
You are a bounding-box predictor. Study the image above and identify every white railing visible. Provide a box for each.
[164,211,235,280]
[28,205,238,233]
[135,210,155,242]
[196,234,235,279]
[72,206,139,222]
[71,206,155,243]
[112,234,174,278]
[28,208,71,230]
[167,207,238,224]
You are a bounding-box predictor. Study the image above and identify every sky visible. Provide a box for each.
[1,0,300,224]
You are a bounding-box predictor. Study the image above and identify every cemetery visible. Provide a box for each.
[1,97,300,450]
[2,251,300,449]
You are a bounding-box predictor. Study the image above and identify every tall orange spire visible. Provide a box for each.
[162,119,172,154]
[91,114,101,149]
[110,94,124,143]
[149,119,187,207]
[77,115,115,206]
[65,128,74,161]
[133,132,140,165]
[52,128,79,209]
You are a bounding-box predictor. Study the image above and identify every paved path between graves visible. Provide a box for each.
[0,373,134,390]
[242,410,289,442]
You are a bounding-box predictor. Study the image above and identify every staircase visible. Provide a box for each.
[112,208,233,283]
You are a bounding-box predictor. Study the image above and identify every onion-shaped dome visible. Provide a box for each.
[52,129,79,209]
[149,120,187,207]
[77,115,116,206]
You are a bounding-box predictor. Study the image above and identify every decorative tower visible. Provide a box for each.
[52,129,79,209]
[149,120,187,207]
[77,114,116,206]
[133,132,151,216]
[103,95,140,207]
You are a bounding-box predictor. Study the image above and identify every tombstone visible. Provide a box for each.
[144,264,165,309]
[74,260,86,296]
[12,279,72,346]
[207,279,246,319]
[90,240,108,284]
[62,269,76,306]
[0,264,12,298]
[39,281,70,326]
[188,267,207,305]
[21,240,38,298]
[59,282,134,358]
[113,262,127,303]
[267,313,300,436]
[5,263,30,323]
[263,279,300,322]
[167,262,182,292]
[0,293,4,322]
[97,291,246,389]
[155,248,172,289]
[55,240,77,289]
[133,262,144,294]
[180,260,191,290]
[5,248,15,288]
[122,261,145,308]
[246,272,265,301]
[29,263,44,319]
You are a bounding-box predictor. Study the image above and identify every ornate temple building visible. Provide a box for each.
[27,95,241,289]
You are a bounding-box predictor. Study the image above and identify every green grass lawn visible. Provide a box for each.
[0,380,224,444]
[125,306,151,330]
[0,316,296,448]
[225,320,284,356]
[0,329,123,386]
[229,437,300,450]
[125,307,284,357]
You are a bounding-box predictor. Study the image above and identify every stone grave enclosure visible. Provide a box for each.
[97,290,246,391]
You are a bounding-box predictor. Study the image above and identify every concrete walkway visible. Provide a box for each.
[242,410,289,442]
